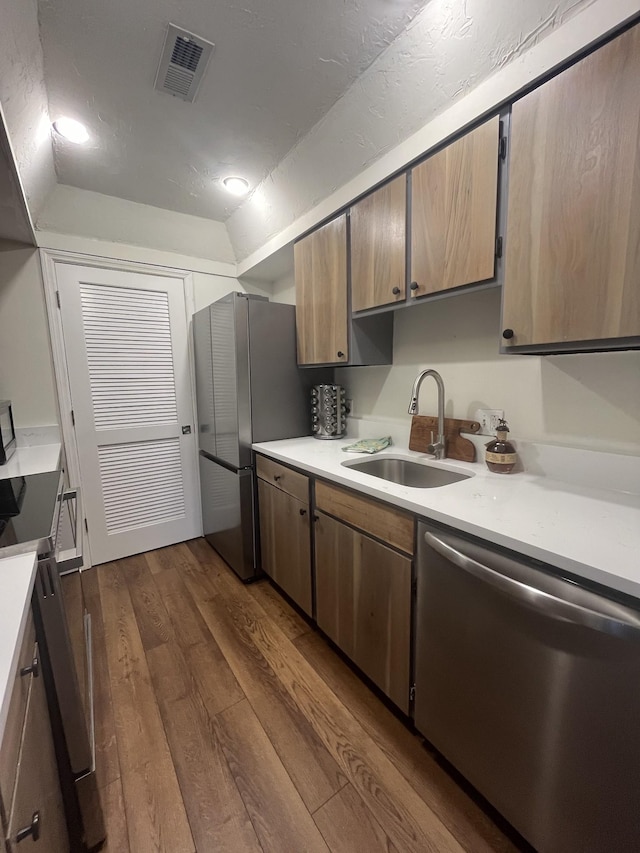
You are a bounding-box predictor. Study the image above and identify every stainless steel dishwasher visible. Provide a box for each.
[414,522,640,853]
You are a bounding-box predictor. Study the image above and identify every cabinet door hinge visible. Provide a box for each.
[71,410,75,427]
[409,684,416,702]
[495,236,503,259]
[411,577,417,595]
[499,136,508,161]
[55,291,61,309]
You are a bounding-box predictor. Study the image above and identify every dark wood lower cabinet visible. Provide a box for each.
[258,479,312,616]
[314,511,412,713]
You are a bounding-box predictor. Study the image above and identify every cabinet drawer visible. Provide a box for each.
[256,456,309,503]
[315,481,414,555]
[0,613,36,816]
[6,645,68,852]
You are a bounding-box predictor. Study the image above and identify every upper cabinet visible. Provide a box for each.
[351,175,407,312]
[294,214,393,367]
[502,24,640,352]
[0,114,35,249]
[295,215,349,365]
[410,115,500,299]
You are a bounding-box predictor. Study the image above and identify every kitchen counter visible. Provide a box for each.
[0,443,61,480]
[0,552,38,747]
[253,437,640,601]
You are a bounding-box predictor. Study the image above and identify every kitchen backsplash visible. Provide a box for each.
[346,414,640,496]
[338,288,640,456]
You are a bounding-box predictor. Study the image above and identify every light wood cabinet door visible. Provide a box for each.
[258,479,312,615]
[294,215,348,365]
[351,175,406,311]
[411,116,500,298]
[503,25,640,348]
[314,512,412,713]
[6,645,68,853]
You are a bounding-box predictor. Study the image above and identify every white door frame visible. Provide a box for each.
[40,248,201,567]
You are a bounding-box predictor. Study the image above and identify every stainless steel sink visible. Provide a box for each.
[341,456,472,488]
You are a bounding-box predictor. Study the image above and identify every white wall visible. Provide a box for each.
[270,271,296,305]
[0,248,58,427]
[340,289,640,454]
[193,273,244,312]
[37,186,235,266]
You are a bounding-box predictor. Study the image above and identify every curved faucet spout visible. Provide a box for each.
[407,369,446,459]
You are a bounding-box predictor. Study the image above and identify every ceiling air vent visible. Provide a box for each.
[154,24,215,103]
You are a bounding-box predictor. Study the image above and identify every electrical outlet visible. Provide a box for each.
[474,408,505,436]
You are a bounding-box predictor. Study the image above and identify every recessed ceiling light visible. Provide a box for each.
[53,117,90,144]
[223,176,250,196]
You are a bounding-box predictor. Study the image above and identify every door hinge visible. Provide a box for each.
[409,684,416,702]
[495,236,503,259]
[499,136,508,161]
[55,291,61,309]
[411,577,417,595]
[70,410,75,427]
[84,518,89,534]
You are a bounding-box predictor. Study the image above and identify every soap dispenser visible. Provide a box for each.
[485,418,517,474]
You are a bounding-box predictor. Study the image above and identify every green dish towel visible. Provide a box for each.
[341,437,392,454]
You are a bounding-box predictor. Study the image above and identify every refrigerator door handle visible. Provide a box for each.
[199,449,252,474]
[424,531,640,638]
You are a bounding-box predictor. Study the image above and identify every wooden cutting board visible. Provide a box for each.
[409,416,481,462]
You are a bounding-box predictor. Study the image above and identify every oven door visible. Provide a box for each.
[36,485,93,776]
[34,558,93,779]
[31,484,106,850]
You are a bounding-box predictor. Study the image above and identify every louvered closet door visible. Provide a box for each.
[56,263,200,565]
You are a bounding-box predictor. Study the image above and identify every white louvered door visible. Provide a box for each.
[56,263,200,565]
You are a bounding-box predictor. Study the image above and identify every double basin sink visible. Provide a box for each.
[341,455,472,489]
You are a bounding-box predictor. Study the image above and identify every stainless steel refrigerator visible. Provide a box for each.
[193,292,322,580]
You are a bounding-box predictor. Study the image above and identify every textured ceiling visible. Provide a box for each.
[37,0,428,221]
[228,0,603,262]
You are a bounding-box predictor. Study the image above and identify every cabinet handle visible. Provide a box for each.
[502,328,514,340]
[20,656,39,679]
[16,811,40,843]
[337,351,344,359]
[299,508,307,516]
[410,281,419,291]
[392,286,401,295]
[273,475,282,482]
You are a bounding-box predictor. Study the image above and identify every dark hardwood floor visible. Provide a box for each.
[85,538,522,853]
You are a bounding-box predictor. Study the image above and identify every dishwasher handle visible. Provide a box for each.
[424,531,640,639]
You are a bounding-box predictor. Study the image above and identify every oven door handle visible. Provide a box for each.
[56,487,84,573]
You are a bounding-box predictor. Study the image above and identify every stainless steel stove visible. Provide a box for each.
[0,471,65,556]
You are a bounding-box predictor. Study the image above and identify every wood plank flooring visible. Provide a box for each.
[87,539,526,853]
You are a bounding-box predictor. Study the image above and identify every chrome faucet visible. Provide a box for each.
[407,369,446,459]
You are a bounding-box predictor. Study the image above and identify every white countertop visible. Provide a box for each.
[0,443,61,480]
[253,437,640,601]
[0,552,38,748]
